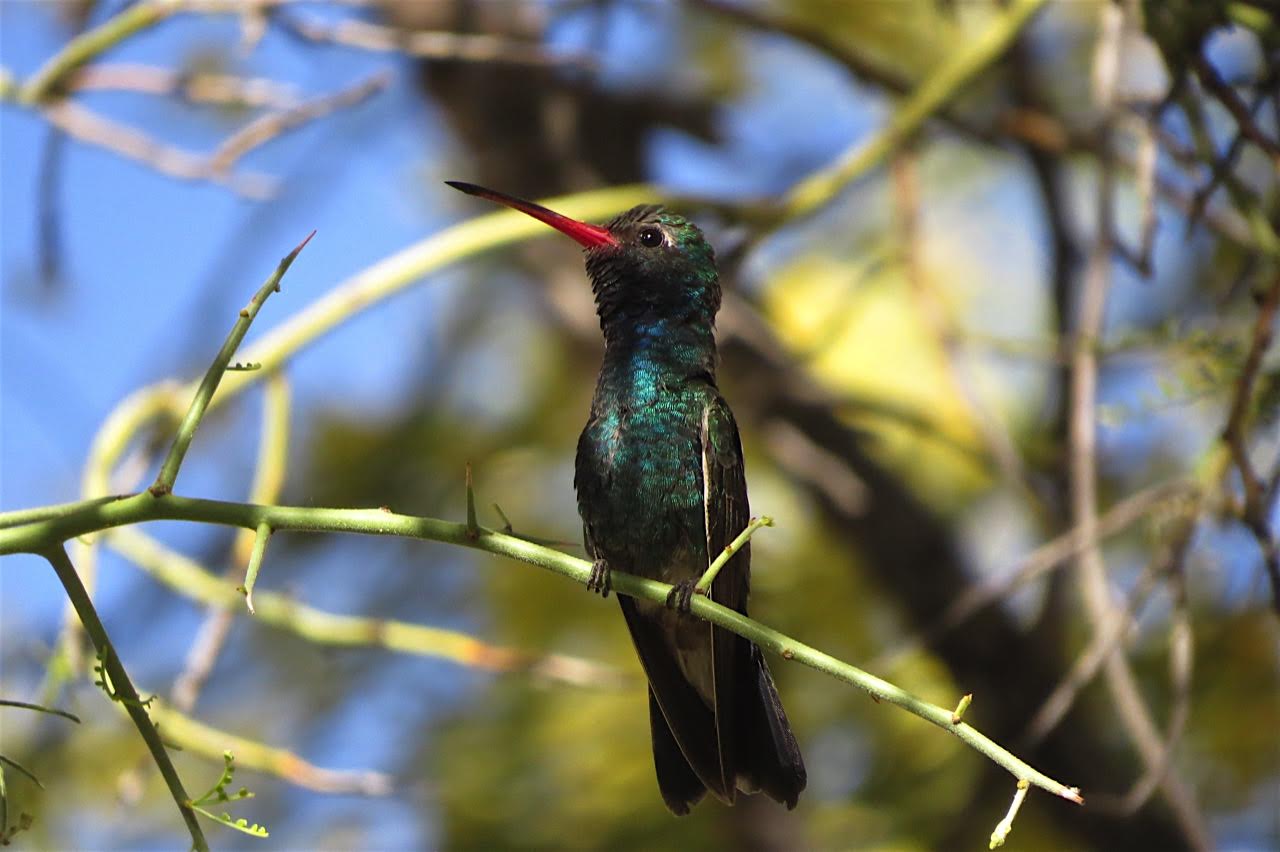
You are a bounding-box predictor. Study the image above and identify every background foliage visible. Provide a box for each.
[2,0,1278,849]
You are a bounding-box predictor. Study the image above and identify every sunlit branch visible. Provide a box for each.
[1,494,1082,806]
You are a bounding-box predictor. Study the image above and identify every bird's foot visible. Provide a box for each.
[665,580,697,614]
[586,559,612,598]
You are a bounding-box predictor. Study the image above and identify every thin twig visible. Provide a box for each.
[19,0,174,103]
[39,100,276,198]
[871,480,1195,671]
[208,72,389,177]
[1117,519,1196,813]
[891,148,1034,495]
[1220,274,1280,613]
[240,522,271,614]
[989,779,1030,849]
[1184,86,1273,233]
[1023,550,1164,744]
[695,516,773,593]
[1069,7,1209,846]
[0,700,80,724]
[40,545,209,852]
[67,63,300,109]
[275,11,591,67]
[1191,52,1280,169]
[776,0,1049,222]
[149,231,313,496]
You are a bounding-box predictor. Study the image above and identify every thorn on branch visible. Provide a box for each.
[242,522,271,615]
[465,463,479,540]
[952,693,973,724]
[492,503,514,535]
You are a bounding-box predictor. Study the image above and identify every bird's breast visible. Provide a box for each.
[575,386,708,577]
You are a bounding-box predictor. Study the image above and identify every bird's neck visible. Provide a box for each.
[598,317,717,399]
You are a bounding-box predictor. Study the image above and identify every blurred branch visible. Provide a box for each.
[18,0,172,104]
[207,72,389,177]
[1190,52,1280,170]
[1117,517,1196,814]
[1220,274,1280,613]
[774,0,1049,222]
[690,0,936,103]
[1024,544,1164,744]
[695,0,1264,253]
[66,63,300,109]
[871,480,1198,672]
[274,10,591,67]
[17,0,574,106]
[106,526,623,688]
[0,494,1083,807]
[147,698,393,796]
[891,148,1033,496]
[38,99,277,198]
[1184,80,1276,233]
[39,545,208,852]
[170,368,289,711]
[1068,7,1209,847]
[5,66,390,198]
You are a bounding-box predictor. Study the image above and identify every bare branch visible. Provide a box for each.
[208,72,390,177]
[1191,53,1280,170]
[40,100,276,198]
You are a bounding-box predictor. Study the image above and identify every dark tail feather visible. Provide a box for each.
[648,690,708,815]
[737,644,806,809]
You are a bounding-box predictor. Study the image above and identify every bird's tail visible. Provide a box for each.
[735,643,806,808]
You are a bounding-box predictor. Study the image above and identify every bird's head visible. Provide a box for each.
[446,182,720,333]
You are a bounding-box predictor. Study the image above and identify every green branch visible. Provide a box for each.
[105,526,620,686]
[39,545,208,852]
[3,494,1083,806]
[150,231,313,496]
[18,0,174,103]
[695,515,772,593]
[777,0,1049,221]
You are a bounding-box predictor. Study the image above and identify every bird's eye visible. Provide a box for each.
[638,227,663,248]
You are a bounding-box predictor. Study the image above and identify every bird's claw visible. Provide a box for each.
[666,580,697,613]
[586,559,612,598]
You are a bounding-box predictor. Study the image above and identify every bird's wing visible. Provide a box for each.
[701,394,751,794]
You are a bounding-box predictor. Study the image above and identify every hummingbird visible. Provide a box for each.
[446,181,806,814]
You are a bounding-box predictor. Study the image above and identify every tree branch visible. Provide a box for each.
[39,545,208,852]
[1,493,1083,807]
[150,230,313,495]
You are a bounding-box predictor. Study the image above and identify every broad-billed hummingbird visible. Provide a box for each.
[446,181,806,814]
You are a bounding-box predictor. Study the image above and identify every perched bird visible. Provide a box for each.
[446,181,806,814]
